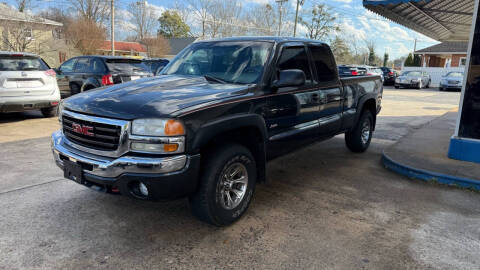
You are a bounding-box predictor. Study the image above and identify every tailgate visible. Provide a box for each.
[0,71,56,97]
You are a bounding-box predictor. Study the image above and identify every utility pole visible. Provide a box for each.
[293,0,304,37]
[276,0,288,36]
[111,0,115,56]
[413,38,417,53]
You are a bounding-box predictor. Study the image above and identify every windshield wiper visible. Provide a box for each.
[204,74,227,84]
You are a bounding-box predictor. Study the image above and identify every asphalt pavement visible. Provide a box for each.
[2,87,479,269]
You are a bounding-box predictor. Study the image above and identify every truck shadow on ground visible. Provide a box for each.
[12,137,446,268]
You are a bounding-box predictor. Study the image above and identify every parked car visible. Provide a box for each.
[143,58,169,75]
[364,66,384,83]
[55,56,153,97]
[440,71,464,91]
[51,37,383,226]
[380,67,396,85]
[0,52,60,117]
[338,65,364,77]
[395,70,431,89]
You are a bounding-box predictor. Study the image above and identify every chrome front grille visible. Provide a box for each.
[61,110,130,157]
[62,115,121,151]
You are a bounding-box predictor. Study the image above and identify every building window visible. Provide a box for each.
[460,57,467,66]
[52,28,62,40]
[24,28,33,39]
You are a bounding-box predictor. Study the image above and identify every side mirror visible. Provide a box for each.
[54,68,61,75]
[272,69,306,89]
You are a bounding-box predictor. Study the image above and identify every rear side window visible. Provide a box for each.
[309,45,337,82]
[106,59,149,73]
[0,55,49,71]
[74,58,90,72]
[90,58,106,73]
[277,47,312,83]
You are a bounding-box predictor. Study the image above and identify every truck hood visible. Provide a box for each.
[63,75,250,120]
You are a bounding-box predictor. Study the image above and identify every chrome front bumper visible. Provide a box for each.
[51,130,187,178]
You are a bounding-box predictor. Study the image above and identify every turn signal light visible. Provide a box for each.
[165,120,185,136]
[163,144,179,152]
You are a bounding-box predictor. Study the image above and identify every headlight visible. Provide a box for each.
[132,119,185,136]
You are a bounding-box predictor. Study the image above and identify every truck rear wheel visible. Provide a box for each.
[189,143,256,226]
[345,111,373,153]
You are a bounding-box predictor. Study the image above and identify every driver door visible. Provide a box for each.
[265,43,321,158]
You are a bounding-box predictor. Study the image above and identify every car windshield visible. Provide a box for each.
[0,55,49,71]
[162,41,273,84]
[446,72,464,77]
[106,59,150,73]
[403,71,422,76]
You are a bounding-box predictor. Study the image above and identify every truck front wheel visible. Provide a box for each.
[345,111,373,153]
[189,143,256,226]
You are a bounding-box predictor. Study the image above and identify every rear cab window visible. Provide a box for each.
[105,59,150,74]
[308,44,338,84]
[0,54,49,71]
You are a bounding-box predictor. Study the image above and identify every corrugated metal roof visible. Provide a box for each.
[415,41,468,53]
[363,0,474,41]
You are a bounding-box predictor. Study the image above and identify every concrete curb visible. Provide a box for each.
[382,151,480,190]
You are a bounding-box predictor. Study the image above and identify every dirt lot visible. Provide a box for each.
[2,87,479,269]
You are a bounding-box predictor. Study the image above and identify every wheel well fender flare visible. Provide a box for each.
[355,95,378,129]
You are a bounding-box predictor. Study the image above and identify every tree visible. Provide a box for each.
[246,4,277,36]
[413,54,422,66]
[66,0,110,23]
[383,52,389,67]
[15,0,32,12]
[185,0,214,38]
[128,1,158,41]
[404,53,414,66]
[300,4,338,40]
[141,36,170,57]
[65,18,107,55]
[365,40,376,65]
[330,36,352,65]
[158,10,191,38]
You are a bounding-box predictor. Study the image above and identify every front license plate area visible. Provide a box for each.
[64,160,83,184]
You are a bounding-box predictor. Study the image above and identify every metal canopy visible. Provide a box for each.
[363,0,475,41]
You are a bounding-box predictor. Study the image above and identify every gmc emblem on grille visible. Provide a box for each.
[71,123,94,136]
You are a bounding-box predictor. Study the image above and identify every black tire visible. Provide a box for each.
[345,110,374,153]
[395,85,400,89]
[70,84,81,96]
[41,106,58,118]
[439,87,444,91]
[189,143,256,226]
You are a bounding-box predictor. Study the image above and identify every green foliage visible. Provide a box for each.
[158,10,190,38]
[383,53,389,67]
[404,53,421,67]
[368,47,375,65]
[404,53,414,66]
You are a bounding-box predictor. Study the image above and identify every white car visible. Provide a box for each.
[0,52,60,117]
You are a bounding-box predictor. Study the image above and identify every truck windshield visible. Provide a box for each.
[162,41,273,84]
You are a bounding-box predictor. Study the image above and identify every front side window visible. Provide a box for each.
[277,46,312,84]
[90,58,106,73]
[60,58,76,72]
[162,41,273,84]
[309,45,336,82]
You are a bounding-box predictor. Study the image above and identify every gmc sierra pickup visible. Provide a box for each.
[51,37,382,226]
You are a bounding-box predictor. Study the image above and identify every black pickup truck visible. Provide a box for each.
[51,37,382,226]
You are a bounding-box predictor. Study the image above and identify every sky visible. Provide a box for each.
[12,0,439,59]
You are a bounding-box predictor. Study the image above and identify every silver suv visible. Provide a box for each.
[0,52,60,117]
